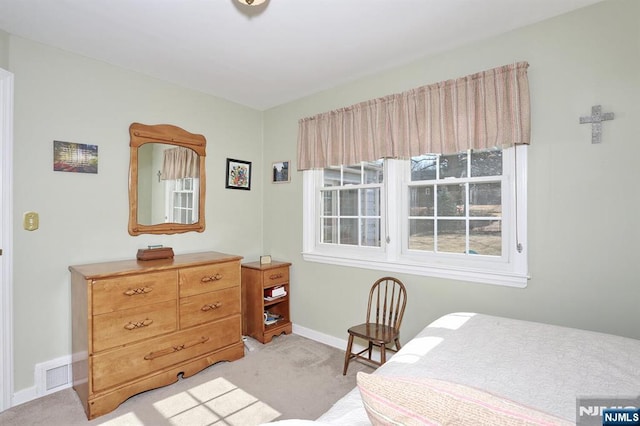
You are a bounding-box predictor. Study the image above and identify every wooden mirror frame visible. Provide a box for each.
[128,122,206,236]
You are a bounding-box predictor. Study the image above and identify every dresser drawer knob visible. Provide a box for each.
[201,302,222,311]
[269,273,283,280]
[123,287,153,296]
[201,273,223,283]
[124,318,154,330]
[144,336,210,360]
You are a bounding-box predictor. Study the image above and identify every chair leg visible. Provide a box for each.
[367,341,373,360]
[343,334,355,375]
[395,337,402,351]
[380,343,387,365]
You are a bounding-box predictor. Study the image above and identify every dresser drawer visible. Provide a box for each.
[92,315,241,392]
[180,286,241,329]
[262,266,289,288]
[179,260,240,298]
[92,271,176,315]
[92,300,177,352]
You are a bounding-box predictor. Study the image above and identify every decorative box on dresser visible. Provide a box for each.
[241,260,292,344]
[70,251,244,420]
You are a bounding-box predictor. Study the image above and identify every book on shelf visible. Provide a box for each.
[264,311,282,325]
[264,285,286,299]
[264,293,287,301]
[264,286,287,301]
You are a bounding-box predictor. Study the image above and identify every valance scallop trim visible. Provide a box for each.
[297,62,530,170]
[161,146,200,180]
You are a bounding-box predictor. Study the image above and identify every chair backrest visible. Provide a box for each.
[365,277,407,332]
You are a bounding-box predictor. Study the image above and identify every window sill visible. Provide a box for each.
[301,251,529,288]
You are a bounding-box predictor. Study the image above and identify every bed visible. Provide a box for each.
[275,312,640,425]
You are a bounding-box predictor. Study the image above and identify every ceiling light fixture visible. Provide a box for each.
[236,0,267,5]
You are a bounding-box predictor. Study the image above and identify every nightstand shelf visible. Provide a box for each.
[241,260,292,343]
[264,295,288,307]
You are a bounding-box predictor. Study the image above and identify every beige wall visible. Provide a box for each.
[8,36,264,391]
[0,30,9,69]
[263,0,640,345]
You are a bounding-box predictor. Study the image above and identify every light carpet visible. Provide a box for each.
[0,333,370,425]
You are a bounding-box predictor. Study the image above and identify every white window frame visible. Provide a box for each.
[319,162,384,248]
[164,177,199,224]
[302,146,528,288]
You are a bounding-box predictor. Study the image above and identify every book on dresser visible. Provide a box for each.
[69,251,245,420]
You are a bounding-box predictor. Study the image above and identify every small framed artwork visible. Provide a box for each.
[225,158,252,190]
[272,160,290,183]
[53,140,98,174]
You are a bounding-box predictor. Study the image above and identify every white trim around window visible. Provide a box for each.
[302,146,529,288]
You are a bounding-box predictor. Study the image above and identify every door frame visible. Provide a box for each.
[0,67,15,411]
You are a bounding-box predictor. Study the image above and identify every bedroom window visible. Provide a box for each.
[406,148,503,256]
[320,161,384,247]
[302,146,528,287]
[165,177,199,224]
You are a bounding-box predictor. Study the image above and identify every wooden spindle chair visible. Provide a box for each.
[342,277,407,375]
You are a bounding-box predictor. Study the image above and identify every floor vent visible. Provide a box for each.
[35,355,72,396]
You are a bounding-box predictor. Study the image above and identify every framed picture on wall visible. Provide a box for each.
[272,161,290,183]
[225,158,252,190]
[53,140,99,174]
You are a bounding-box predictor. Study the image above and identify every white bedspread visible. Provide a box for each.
[317,312,640,425]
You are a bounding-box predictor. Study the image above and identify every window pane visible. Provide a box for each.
[409,186,434,217]
[437,185,465,216]
[469,220,502,256]
[321,163,383,248]
[470,183,501,217]
[322,218,336,243]
[471,148,502,177]
[340,218,358,245]
[440,152,467,179]
[437,220,466,253]
[340,189,358,216]
[322,190,336,216]
[408,219,434,250]
[411,155,437,181]
[360,188,380,216]
[361,219,381,247]
[343,166,362,185]
[364,161,384,183]
[323,168,341,187]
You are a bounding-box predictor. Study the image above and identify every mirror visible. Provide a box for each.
[128,123,206,236]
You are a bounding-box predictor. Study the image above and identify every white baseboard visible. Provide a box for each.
[11,386,36,407]
[292,323,381,362]
[11,355,72,408]
[292,323,349,350]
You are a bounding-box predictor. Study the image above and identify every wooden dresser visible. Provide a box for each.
[70,251,244,420]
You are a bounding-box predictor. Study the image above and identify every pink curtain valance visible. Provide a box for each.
[297,62,530,170]
[161,146,199,180]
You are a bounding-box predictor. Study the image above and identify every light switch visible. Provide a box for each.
[24,211,39,231]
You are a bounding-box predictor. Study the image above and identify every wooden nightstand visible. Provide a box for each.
[241,260,292,343]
